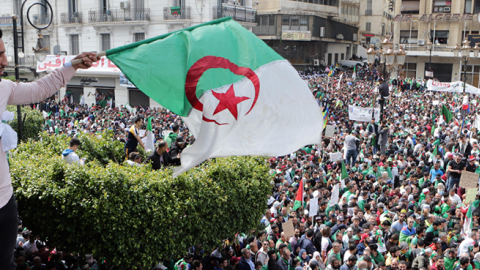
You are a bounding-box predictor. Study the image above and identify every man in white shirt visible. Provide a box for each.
[62,138,83,165]
[448,188,462,207]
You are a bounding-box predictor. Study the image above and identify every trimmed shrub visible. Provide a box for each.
[10,134,270,268]
[6,105,44,142]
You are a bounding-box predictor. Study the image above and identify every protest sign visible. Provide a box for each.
[325,125,335,138]
[329,184,339,206]
[348,105,380,122]
[283,220,295,239]
[432,100,439,105]
[329,152,343,162]
[460,171,479,189]
[309,197,318,217]
[465,188,477,204]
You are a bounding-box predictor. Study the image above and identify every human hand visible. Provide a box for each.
[71,52,98,70]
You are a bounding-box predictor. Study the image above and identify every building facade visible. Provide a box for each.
[392,0,480,84]
[252,0,359,71]
[1,0,257,108]
[358,0,394,46]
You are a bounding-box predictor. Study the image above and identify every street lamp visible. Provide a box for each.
[458,40,471,93]
[426,40,433,79]
[32,34,49,62]
[366,44,377,120]
[473,43,480,58]
[12,0,53,141]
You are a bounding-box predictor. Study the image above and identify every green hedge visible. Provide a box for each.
[10,133,270,268]
[7,105,44,142]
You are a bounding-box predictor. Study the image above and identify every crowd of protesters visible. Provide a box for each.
[11,63,480,270]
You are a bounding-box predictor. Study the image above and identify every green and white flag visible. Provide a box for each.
[463,204,473,237]
[106,18,324,176]
[145,117,155,152]
[125,103,133,113]
[352,66,356,81]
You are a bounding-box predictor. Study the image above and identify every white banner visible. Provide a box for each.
[427,80,480,95]
[37,55,120,73]
[348,105,380,122]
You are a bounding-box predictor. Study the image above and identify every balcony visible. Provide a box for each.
[60,12,83,24]
[88,8,150,23]
[31,13,51,26]
[164,7,191,20]
[213,6,256,23]
[341,0,360,4]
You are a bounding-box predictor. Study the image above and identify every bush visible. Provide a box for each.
[10,134,270,268]
[6,105,44,142]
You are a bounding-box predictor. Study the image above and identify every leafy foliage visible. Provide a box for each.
[10,134,270,268]
[6,105,45,142]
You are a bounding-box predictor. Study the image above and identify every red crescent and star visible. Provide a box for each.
[184,56,260,125]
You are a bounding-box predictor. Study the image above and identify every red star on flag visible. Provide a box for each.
[211,85,250,120]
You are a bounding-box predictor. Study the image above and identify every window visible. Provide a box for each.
[341,53,344,60]
[328,53,332,66]
[401,0,420,14]
[366,22,371,31]
[433,0,451,13]
[463,65,480,87]
[400,30,418,44]
[43,35,51,54]
[70,34,79,55]
[475,0,480,13]
[69,0,77,13]
[281,15,309,31]
[399,63,417,79]
[431,30,448,44]
[334,53,339,64]
[366,0,372,15]
[101,34,111,51]
[134,33,145,42]
[466,0,473,13]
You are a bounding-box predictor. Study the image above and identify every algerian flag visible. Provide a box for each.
[441,104,453,123]
[293,178,304,211]
[125,103,133,113]
[54,126,59,135]
[337,73,343,90]
[107,18,323,176]
[341,161,348,180]
[145,117,155,152]
[352,66,356,81]
[463,204,473,237]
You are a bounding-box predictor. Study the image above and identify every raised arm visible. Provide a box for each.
[7,52,97,105]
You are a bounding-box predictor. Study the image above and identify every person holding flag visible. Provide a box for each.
[0,27,98,270]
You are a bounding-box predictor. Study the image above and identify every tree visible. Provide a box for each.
[10,133,270,268]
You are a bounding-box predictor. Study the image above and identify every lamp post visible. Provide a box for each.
[425,40,433,79]
[12,0,53,141]
[367,44,377,119]
[454,40,471,93]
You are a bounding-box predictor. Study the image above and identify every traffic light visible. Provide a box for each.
[389,0,394,12]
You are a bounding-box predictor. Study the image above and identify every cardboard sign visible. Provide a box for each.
[283,219,295,240]
[465,188,478,204]
[325,125,335,138]
[309,197,319,217]
[460,171,480,189]
[329,152,343,162]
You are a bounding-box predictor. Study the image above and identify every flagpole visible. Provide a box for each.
[70,51,106,65]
